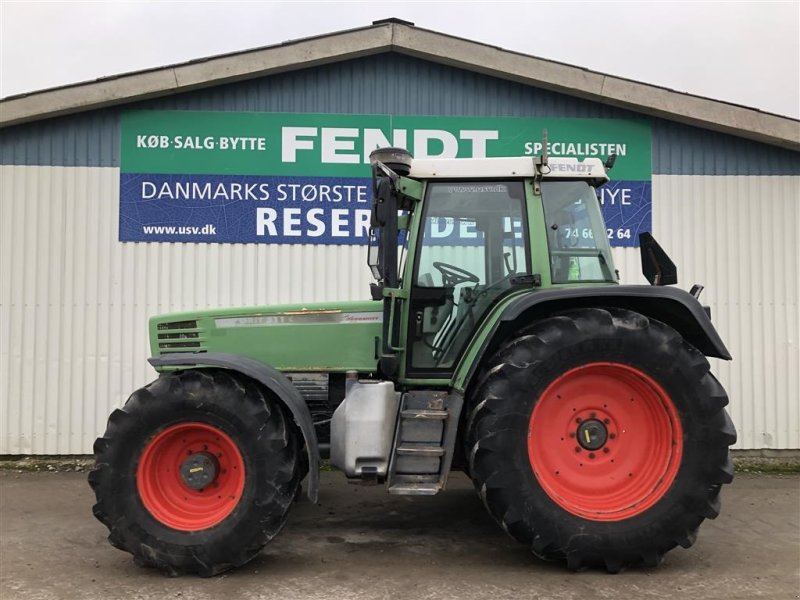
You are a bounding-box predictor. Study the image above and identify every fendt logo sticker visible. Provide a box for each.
[215,311,383,328]
[119,112,652,247]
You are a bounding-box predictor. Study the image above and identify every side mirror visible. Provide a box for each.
[371,176,393,227]
[367,228,382,281]
[639,232,677,286]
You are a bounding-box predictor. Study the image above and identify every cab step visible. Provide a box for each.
[388,483,441,496]
[400,409,448,420]
[386,390,463,496]
[395,445,446,457]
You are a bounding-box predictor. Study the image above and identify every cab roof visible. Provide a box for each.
[407,156,609,184]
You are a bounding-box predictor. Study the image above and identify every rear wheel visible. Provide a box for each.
[89,369,304,576]
[465,308,736,571]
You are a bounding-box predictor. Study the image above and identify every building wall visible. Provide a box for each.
[1,53,798,454]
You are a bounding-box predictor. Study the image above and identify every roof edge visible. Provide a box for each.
[391,25,799,151]
[0,24,393,127]
[0,21,797,151]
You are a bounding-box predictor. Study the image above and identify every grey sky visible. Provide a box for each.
[1,1,798,119]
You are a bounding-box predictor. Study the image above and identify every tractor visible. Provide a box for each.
[89,146,736,576]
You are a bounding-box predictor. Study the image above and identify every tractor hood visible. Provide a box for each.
[149,301,383,373]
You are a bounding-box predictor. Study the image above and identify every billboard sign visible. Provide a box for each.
[120,112,652,247]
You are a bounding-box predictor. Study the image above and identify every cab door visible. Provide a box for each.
[404,181,531,379]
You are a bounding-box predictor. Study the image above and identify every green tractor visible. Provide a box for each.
[90,146,736,576]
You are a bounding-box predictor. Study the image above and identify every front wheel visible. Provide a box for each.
[89,369,304,576]
[465,308,736,571]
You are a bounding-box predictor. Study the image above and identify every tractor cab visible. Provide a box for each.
[366,148,616,379]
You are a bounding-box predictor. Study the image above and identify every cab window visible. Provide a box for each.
[541,181,615,283]
[409,181,529,371]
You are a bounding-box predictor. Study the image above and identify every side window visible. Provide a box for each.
[542,181,615,283]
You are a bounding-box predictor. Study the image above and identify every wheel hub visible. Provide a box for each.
[180,452,219,490]
[577,418,607,451]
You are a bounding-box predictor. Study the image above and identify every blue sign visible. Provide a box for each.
[120,174,373,244]
[597,181,651,246]
[121,173,649,248]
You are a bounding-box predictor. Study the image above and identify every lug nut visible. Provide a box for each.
[588,452,595,459]
[575,446,582,453]
[603,447,610,454]
[590,412,596,418]
[610,433,616,439]
[569,432,575,438]
[575,418,582,424]
[603,418,610,424]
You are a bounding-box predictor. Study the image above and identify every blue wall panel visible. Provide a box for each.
[1,53,798,174]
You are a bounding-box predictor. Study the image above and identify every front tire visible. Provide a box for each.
[465,308,736,571]
[89,369,303,576]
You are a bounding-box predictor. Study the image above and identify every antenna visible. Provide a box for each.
[541,128,549,167]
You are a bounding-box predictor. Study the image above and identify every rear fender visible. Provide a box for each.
[455,285,731,394]
[148,352,320,502]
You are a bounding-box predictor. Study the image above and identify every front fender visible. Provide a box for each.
[148,352,320,502]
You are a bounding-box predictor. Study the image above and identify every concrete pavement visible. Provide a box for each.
[1,470,798,600]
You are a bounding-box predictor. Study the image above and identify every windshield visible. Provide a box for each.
[541,181,615,283]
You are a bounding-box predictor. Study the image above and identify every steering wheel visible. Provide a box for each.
[433,261,481,287]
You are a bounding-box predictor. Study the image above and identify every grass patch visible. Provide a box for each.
[2,455,798,475]
[0,456,93,473]
[734,458,800,474]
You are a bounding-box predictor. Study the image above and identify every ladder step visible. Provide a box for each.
[387,392,464,497]
[388,483,441,496]
[396,445,445,457]
[401,409,448,420]
[391,474,439,484]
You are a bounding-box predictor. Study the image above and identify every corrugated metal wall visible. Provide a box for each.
[649,175,800,449]
[1,164,798,453]
[0,165,372,453]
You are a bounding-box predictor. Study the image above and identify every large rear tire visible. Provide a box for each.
[465,308,736,572]
[89,369,304,576]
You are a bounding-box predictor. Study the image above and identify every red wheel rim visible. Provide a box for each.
[136,422,246,531]
[528,362,683,521]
